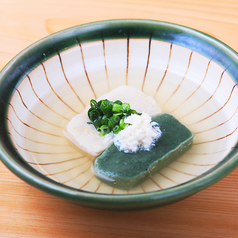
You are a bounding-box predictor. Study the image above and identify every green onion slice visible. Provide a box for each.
[99,125,111,136]
[113,125,121,134]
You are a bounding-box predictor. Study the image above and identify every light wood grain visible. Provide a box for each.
[0,0,238,237]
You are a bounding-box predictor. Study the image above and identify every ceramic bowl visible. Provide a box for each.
[0,20,238,210]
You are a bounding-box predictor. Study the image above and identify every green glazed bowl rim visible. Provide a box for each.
[0,19,238,210]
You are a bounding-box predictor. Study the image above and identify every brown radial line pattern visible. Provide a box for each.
[76,38,97,99]
[26,72,70,121]
[57,52,85,109]
[126,34,130,85]
[16,143,77,154]
[141,34,152,92]
[194,105,238,134]
[176,160,217,166]
[189,84,237,125]
[79,175,95,190]
[163,51,193,107]
[154,43,173,98]
[45,159,90,176]
[140,184,146,193]
[179,69,226,120]
[102,38,110,91]
[7,130,12,136]
[41,62,77,114]
[170,60,212,114]
[26,155,86,165]
[8,102,63,137]
[187,147,231,155]
[150,178,163,189]
[158,172,179,185]
[62,165,91,184]
[7,118,67,146]
[167,166,198,177]
[15,88,62,129]
[193,125,238,145]
[94,182,102,193]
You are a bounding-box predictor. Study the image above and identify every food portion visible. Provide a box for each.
[113,112,162,153]
[63,85,193,190]
[92,113,194,190]
[87,98,142,136]
[63,85,161,156]
[63,112,114,156]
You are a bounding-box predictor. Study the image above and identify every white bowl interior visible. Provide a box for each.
[7,38,238,194]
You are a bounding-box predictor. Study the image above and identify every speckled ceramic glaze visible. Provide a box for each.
[0,20,238,210]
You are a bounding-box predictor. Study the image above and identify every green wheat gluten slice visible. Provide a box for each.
[93,113,193,190]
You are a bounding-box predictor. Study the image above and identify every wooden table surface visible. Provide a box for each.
[0,0,238,237]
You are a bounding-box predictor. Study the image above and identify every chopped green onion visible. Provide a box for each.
[114,112,123,117]
[90,99,97,108]
[99,125,111,136]
[108,119,115,129]
[110,115,120,124]
[100,99,112,114]
[87,98,141,136]
[114,100,122,105]
[129,109,142,116]
[119,118,127,129]
[93,118,102,129]
[88,108,101,121]
[122,103,130,112]
[112,103,123,113]
[96,100,102,110]
[113,125,121,134]
[101,115,109,125]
